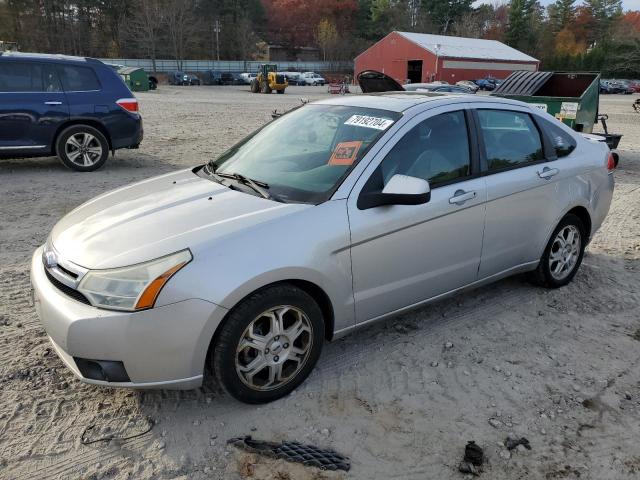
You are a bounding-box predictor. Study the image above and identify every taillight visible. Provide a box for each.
[606,152,618,171]
[116,98,139,113]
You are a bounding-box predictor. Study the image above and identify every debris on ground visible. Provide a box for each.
[459,441,484,476]
[504,436,531,451]
[227,436,350,472]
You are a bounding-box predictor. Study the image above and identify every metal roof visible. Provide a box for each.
[119,66,144,74]
[492,70,553,95]
[396,32,539,63]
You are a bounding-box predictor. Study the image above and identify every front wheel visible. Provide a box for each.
[211,284,324,404]
[56,125,109,172]
[276,89,285,94]
[531,213,586,288]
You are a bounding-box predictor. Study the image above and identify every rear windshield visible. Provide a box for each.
[207,104,401,203]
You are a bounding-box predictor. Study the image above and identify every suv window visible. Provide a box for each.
[540,118,576,158]
[0,62,62,92]
[59,65,101,91]
[378,110,471,187]
[477,109,544,171]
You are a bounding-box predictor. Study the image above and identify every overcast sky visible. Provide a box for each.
[473,0,640,11]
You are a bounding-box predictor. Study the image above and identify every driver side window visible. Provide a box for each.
[379,110,471,187]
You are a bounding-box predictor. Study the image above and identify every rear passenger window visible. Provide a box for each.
[541,119,576,158]
[379,110,471,187]
[477,110,544,171]
[59,65,100,91]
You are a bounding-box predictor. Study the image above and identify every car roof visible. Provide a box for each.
[313,92,531,113]
[0,52,94,64]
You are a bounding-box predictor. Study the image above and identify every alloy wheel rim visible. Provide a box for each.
[65,133,103,167]
[549,225,581,281]
[235,305,313,391]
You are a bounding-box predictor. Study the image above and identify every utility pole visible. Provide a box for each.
[213,19,221,62]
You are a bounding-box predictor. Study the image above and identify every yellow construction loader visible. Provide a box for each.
[250,64,287,94]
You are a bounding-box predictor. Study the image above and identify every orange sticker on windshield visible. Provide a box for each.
[328,141,362,166]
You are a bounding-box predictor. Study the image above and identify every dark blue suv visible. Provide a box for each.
[0,53,143,171]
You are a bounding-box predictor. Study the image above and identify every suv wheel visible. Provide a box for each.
[211,284,324,404]
[531,213,586,288]
[56,125,109,172]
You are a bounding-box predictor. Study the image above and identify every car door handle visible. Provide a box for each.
[449,190,476,205]
[537,167,559,179]
[44,101,62,105]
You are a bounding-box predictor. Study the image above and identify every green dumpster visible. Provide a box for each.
[119,66,150,92]
[491,71,600,133]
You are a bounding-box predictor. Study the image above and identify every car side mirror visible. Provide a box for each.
[358,174,431,210]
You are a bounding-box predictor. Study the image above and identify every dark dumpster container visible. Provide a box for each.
[119,66,150,92]
[491,71,600,133]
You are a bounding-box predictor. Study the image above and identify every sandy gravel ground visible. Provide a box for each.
[1,86,639,480]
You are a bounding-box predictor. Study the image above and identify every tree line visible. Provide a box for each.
[0,0,639,76]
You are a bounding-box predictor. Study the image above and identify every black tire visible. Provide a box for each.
[211,284,324,404]
[530,213,586,288]
[250,79,259,93]
[276,89,285,94]
[261,82,271,94]
[56,125,109,172]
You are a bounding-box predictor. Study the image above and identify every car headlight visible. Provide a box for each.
[77,250,192,311]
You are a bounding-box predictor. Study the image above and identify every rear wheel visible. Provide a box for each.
[531,213,586,288]
[211,284,324,404]
[261,82,271,94]
[250,79,259,93]
[56,125,109,172]
[276,89,285,94]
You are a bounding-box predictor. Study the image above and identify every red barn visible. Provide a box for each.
[355,31,539,85]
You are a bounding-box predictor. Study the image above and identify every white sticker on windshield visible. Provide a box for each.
[344,115,394,130]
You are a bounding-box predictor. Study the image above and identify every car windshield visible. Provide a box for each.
[207,104,400,203]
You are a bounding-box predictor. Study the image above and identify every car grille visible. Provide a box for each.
[45,269,91,305]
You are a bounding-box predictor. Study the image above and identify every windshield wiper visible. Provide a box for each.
[204,164,274,200]
[216,172,273,200]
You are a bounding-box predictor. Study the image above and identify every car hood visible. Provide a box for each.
[51,168,307,269]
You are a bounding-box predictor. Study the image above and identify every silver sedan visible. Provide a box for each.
[31,94,615,403]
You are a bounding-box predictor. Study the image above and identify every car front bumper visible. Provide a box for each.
[30,247,227,389]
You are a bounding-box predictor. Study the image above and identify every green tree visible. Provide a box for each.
[506,0,543,55]
[547,0,575,33]
[316,18,338,60]
[420,0,473,34]
[586,0,622,42]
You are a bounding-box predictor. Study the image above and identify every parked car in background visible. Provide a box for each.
[300,72,326,86]
[168,71,190,86]
[239,72,257,85]
[203,71,240,86]
[280,72,302,85]
[614,80,634,94]
[31,92,615,404]
[202,70,220,85]
[456,80,479,92]
[0,52,142,171]
[628,80,640,92]
[474,78,498,91]
[188,73,200,86]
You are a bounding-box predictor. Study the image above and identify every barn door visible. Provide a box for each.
[407,60,422,83]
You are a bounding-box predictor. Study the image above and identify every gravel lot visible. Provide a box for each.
[1,86,639,480]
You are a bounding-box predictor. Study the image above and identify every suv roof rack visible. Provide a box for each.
[0,52,88,62]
